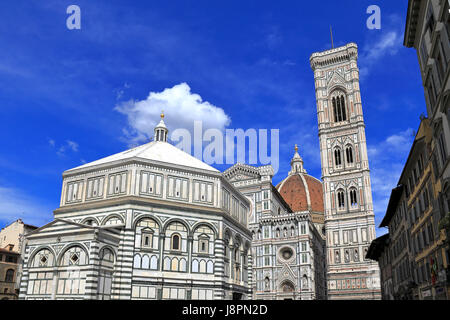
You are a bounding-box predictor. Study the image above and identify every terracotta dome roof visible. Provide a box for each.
[275,145,324,213]
[276,174,324,213]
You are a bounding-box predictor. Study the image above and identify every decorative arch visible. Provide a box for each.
[28,246,56,268]
[57,244,89,266]
[133,254,142,269]
[280,280,295,293]
[179,258,187,272]
[192,222,218,237]
[133,214,162,230]
[101,214,124,226]
[81,217,99,226]
[99,246,115,263]
[162,218,190,234]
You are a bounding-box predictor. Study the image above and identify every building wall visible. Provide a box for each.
[19,160,252,300]
[404,0,450,300]
[19,205,252,300]
[310,43,381,299]
[0,250,20,300]
[0,219,37,297]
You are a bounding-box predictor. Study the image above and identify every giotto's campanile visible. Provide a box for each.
[310,43,381,300]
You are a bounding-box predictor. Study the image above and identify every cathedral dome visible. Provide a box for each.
[275,145,324,214]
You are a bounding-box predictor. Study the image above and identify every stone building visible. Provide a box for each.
[366,234,393,300]
[0,219,38,253]
[18,114,252,300]
[223,146,327,300]
[0,247,20,300]
[404,0,450,299]
[0,219,38,299]
[310,43,381,299]
[378,184,414,300]
[368,117,449,300]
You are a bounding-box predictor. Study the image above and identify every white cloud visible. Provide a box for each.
[66,140,79,152]
[385,128,415,149]
[359,14,403,78]
[0,186,53,228]
[52,140,80,157]
[115,82,231,145]
[362,31,401,62]
[367,127,415,237]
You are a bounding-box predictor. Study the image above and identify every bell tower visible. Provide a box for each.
[310,43,381,299]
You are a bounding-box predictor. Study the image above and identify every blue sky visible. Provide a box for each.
[0,1,426,236]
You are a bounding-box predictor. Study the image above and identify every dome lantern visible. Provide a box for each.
[289,144,306,175]
[154,111,168,142]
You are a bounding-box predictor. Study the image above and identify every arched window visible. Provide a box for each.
[171,234,180,250]
[344,249,350,262]
[332,97,338,123]
[234,248,240,262]
[346,146,354,164]
[197,235,210,254]
[60,246,88,266]
[331,91,347,123]
[281,281,295,292]
[354,249,359,262]
[136,218,159,249]
[350,188,358,207]
[264,277,270,291]
[100,247,115,265]
[340,96,347,121]
[335,250,340,263]
[337,190,345,210]
[31,248,54,268]
[5,269,14,282]
[334,148,342,167]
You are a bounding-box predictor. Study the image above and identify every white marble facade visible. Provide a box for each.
[223,162,327,300]
[19,115,252,300]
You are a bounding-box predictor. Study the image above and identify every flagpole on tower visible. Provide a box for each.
[330,25,334,49]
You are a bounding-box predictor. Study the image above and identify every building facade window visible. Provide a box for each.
[346,146,354,164]
[337,190,345,210]
[332,92,347,122]
[171,234,181,251]
[349,188,358,207]
[5,269,14,282]
[334,148,342,167]
[142,232,153,248]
